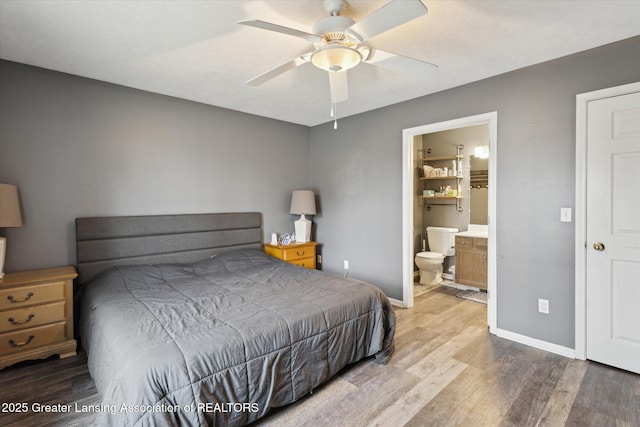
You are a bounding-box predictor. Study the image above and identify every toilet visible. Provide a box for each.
[415,226,459,285]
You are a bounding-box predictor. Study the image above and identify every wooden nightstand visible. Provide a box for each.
[264,241,317,269]
[0,266,78,369]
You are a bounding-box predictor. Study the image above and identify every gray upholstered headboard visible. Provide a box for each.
[75,212,262,284]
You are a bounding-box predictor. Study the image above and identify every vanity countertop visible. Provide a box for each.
[456,224,488,239]
[456,230,488,238]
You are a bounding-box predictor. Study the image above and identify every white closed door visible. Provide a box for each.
[586,89,640,374]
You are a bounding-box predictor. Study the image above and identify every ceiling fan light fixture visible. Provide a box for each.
[311,45,362,72]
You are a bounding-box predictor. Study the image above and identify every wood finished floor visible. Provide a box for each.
[1,286,638,426]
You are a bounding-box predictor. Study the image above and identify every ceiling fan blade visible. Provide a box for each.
[238,19,320,42]
[346,0,427,42]
[329,70,349,103]
[367,48,437,76]
[246,56,308,86]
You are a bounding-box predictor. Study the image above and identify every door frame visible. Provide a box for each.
[401,111,498,334]
[574,81,640,360]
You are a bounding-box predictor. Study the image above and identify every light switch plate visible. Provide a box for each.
[538,298,549,314]
[560,207,572,222]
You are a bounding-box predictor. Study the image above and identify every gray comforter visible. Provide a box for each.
[78,249,395,426]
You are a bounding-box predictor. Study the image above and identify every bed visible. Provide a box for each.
[75,212,395,426]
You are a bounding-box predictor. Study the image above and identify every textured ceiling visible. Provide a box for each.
[1,0,639,126]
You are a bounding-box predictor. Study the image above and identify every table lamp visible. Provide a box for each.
[0,184,23,278]
[290,190,316,243]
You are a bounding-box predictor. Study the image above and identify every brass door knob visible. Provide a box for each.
[593,242,605,251]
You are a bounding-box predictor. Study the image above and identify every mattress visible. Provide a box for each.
[78,249,395,426]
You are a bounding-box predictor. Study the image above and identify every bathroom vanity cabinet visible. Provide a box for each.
[455,236,487,290]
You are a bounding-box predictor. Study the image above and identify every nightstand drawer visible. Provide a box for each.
[0,281,65,310]
[0,322,66,355]
[289,258,316,269]
[0,301,66,333]
[280,246,313,261]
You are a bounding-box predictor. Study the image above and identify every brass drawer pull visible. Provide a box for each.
[296,250,306,256]
[7,292,34,303]
[8,314,35,325]
[8,335,35,347]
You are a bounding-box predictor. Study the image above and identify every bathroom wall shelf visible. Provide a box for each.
[420,196,463,200]
[419,176,463,180]
[418,145,464,212]
[417,155,462,162]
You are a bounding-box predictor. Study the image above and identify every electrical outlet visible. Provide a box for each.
[538,298,549,314]
[343,260,349,270]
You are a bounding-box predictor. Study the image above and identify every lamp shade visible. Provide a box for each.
[0,184,22,227]
[290,190,316,215]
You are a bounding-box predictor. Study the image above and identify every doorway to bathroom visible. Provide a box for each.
[402,112,497,333]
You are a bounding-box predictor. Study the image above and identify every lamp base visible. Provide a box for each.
[294,214,312,243]
[0,237,6,279]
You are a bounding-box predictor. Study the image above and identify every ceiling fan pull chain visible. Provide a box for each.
[333,102,338,129]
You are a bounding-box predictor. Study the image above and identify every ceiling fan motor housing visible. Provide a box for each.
[311,14,362,72]
[312,15,357,42]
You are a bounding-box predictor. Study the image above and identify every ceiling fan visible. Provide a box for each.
[239,0,437,125]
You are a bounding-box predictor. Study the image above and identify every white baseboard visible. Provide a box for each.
[389,297,405,308]
[496,328,576,359]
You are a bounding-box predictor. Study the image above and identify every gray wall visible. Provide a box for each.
[310,36,640,348]
[0,60,311,272]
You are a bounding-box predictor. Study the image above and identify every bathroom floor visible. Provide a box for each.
[413,279,457,298]
[413,282,438,298]
[414,279,487,303]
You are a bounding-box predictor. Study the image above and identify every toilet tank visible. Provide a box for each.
[426,226,459,256]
